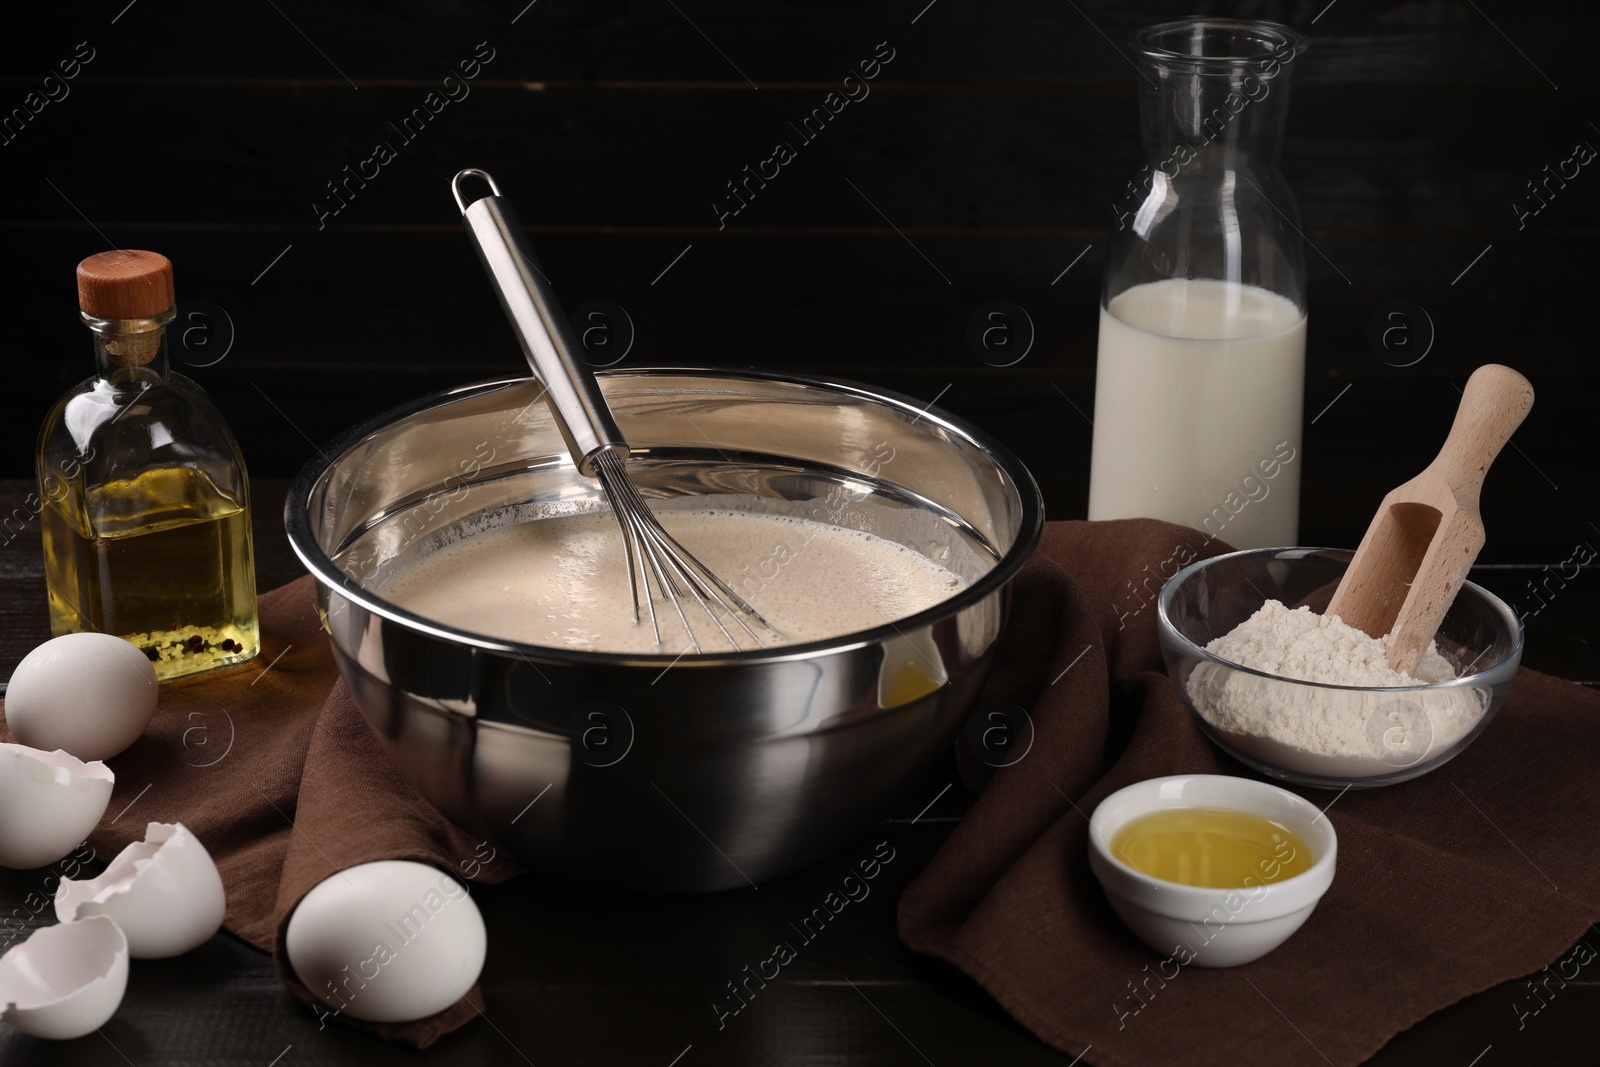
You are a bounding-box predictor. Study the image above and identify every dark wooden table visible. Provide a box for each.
[0,478,1594,1066]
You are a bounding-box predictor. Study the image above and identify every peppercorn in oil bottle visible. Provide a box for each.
[37,250,259,680]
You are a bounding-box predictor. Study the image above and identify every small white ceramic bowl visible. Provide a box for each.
[1087,774,1337,968]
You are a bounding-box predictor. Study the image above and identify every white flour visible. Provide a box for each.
[1185,600,1489,778]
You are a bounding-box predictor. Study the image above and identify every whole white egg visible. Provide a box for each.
[0,915,128,1039]
[285,860,487,1024]
[0,744,114,870]
[56,822,227,958]
[4,633,159,761]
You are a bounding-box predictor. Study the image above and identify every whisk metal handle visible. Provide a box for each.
[453,168,627,476]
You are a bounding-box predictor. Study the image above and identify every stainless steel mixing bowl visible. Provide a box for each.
[285,368,1042,891]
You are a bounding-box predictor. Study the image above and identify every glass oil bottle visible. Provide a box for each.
[37,250,259,680]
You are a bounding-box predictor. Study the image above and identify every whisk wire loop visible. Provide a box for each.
[593,449,778,652]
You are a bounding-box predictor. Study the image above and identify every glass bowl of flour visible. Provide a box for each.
[1157,547,1523,788]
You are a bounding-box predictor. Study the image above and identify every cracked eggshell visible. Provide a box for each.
[0,744,114,870]
[55,822,226,959]
[3,632,159,762]
[0,915,128,1039]
[286,860,486,1024]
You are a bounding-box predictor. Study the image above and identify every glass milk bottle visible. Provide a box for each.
[37,250,260,681]
[1088,17,1309,549]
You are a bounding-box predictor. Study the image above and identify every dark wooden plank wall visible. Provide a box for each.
[0,0,1595,560]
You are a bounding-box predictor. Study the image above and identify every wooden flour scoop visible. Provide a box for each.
[1326,364,1534,674]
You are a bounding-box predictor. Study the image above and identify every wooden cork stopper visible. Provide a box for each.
[77,250,175,320]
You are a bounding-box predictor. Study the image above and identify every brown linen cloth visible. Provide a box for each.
[0,576,523,1048]
[900,519,1600,1067]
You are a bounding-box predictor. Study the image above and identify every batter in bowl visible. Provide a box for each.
[375,507,968,654]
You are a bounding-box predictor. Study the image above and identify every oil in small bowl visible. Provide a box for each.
[1109,806,1312,889]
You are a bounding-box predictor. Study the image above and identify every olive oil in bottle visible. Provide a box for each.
[37,250,259,681]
